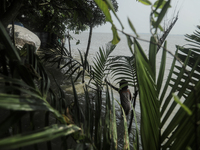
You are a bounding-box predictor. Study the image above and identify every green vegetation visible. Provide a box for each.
[0,0,199,150]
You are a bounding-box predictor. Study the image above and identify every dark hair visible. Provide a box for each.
[119,79,128,90]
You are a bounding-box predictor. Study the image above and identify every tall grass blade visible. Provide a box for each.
[94,88,102,149]
[0,21,21,61]
[149,36,157,80]
[134,38,159,150]
[102,85,111,149]
[71,78,85,128]
[154,0,171,29]
[84,86,91,139]
[0,124,80,150]
[172,93,192,115]
[111,89,117,150]
[157,41,167,94]
[0,94,66,123]
[115,99,130,150]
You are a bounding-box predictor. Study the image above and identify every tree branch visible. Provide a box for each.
[105,78,119,92]
[0,0,24,27]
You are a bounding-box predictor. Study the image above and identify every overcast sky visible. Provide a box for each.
[93,0,200,35]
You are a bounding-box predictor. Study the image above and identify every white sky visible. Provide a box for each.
[93,0,200,35]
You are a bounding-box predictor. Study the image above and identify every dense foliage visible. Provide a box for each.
[0,0,118,37]
[0,0,199,150]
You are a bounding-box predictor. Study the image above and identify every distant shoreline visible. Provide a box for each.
[83,31,185,36]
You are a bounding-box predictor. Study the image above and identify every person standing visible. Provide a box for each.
[105,79,132,116]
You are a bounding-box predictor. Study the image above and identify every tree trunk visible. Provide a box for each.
[82,24,93,83]
[85,25,93,61]
[67,31,71,57]
[0,0,23,27]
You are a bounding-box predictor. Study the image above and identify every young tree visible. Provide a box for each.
[66,0,118,83]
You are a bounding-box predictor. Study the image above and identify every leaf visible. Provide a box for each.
[134,38,159,150]
[138,0,152,5]
[111,89,117,150]
[115,99,130,150]
[102,85,111,149]
[161,50,191,120]
[0,76,41,98]
[109,55,137,89]
[154,0,171,29]
[83,86,93,140]
[0,94,66,123]
[153,0,166,9]
[17,64,36,88]
[149,36,157,80]
[94,0,112,22]
[126,35,134,54]
[92,43,116,88]
[157,41,167,94]
[94,0,121,44]
[94,89,102,148]
[0,124,80,150]
[172,94,192,116]
[0,94,49,111]
[111,25,120,45]
[71,78,84,126]
[36,62,51,98]
[132,105,140,150]
[104,0,124,29]
[0,21,21,61]
[74,70,83,82]
[158,24,164,31]
[128,18,139,37]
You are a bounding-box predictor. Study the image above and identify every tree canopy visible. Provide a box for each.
[0,0,118,37]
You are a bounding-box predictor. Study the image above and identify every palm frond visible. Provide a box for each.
[0,21,83,149]
[0,21,21,61]
[185,25,200,49]
[109,55,137,89]
[115,99,130,150]
[0,124,80,150]
[91,42,116,88]
[134,37,160,150]
[160,42,200,149]
[102,85,112,149]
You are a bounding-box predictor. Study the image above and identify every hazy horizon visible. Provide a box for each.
[92,0,200,35]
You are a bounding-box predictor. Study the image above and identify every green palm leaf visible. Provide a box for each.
[109,55,137,89]
[102,85,112,149]
[115,99,130,150]
[0,93,66,123]
[94,0,120,45]
[160,40,200,149]
[0,124,80,150]
[111,89,118,150]
[185,25,200,49]
[0,21,21,61]
[134,38,160,150]
[91,42,116,88]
